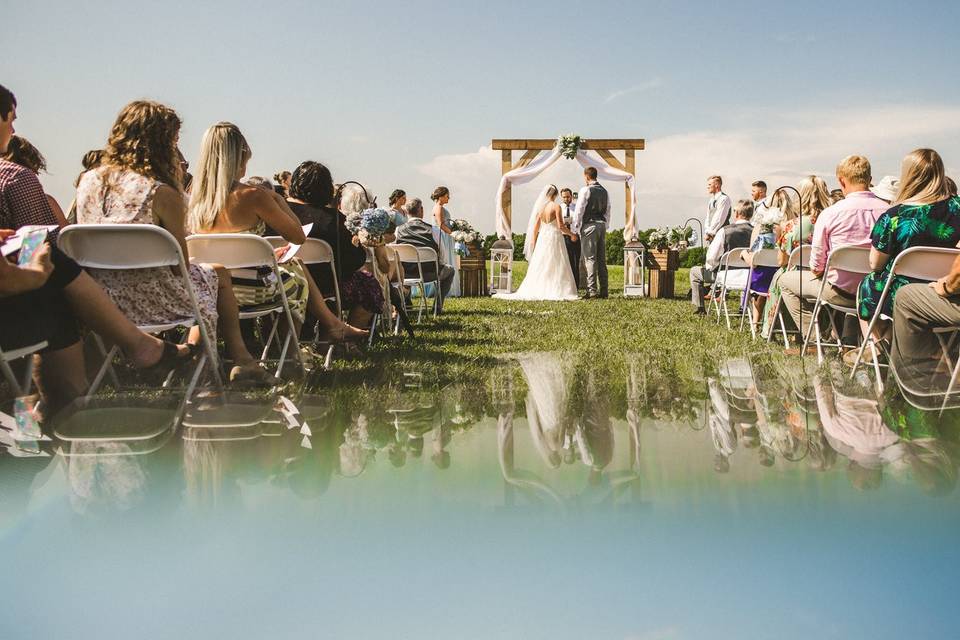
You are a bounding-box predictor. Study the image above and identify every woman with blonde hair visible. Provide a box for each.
[75,101,272,384]
[188,122,366,343]
[854,148,960,354]
[743,188,795,330]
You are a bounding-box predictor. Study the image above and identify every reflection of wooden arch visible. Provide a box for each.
[491,138,645,231]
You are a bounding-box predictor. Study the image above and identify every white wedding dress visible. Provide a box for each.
[495,207,579,301]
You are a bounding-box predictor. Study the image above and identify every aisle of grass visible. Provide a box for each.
[329,261,781,387]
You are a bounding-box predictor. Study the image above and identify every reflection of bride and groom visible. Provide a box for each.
[497,353,642,508]
[494,167,611,301]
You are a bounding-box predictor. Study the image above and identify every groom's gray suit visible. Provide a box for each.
[572,180,611,298]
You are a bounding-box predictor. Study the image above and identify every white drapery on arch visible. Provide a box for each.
[495,146,638,240]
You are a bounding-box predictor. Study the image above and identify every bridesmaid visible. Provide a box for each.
[431,186,461,297]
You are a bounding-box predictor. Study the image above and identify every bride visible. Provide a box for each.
[494,184,579,301]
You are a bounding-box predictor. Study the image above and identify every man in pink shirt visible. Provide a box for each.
[779,155,890,340]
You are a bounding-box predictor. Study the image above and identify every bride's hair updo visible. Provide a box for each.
[546,185,558,198]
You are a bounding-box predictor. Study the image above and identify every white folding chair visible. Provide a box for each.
[1,341,47,398]
[416,246,442,318]
[58,224,223,397]
[801,244,871,364]
[850,246,960,389]
[708,248,749,330]
[765,244,812,348]
[389,243,435,323]
[739,248,781,339]
[187,233,304,377]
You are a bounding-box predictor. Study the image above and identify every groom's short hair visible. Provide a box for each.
[584,167,598,180]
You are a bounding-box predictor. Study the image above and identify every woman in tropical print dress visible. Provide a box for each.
[857,149,960,344]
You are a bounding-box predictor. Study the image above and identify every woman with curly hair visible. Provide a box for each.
[75,101,272,384]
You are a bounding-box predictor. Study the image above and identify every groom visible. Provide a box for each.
[571,167,610,299]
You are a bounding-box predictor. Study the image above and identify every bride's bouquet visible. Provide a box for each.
[345,207,393,246]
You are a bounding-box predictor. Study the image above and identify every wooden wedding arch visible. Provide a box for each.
[491,138,645,232]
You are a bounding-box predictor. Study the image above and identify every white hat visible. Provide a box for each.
[871,175,900,202]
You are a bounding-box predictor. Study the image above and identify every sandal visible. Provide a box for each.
[140,340,194,372]
[229,363,277,387]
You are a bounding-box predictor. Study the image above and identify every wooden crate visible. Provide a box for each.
[649,269,675,299]
[648,249,680,271]
[459,243,488,297]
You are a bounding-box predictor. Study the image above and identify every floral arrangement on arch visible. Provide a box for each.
[450,218,482,245]
[345,207,393,247]
[557,134,582,160]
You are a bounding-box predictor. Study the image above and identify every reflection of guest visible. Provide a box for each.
[708,378,737,473]
[813,374,898,491]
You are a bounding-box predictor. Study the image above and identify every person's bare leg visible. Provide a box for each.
[63,272,187,367]
[300,267,367,341]
[210,265,259,368]
[35,344,88,412]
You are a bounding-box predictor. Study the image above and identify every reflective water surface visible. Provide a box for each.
[2,353,960,639]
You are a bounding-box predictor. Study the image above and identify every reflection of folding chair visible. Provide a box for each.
[850,246,960,391]
[801,244,871,364]
[1,340,46,397]
[766,244,811,348]
[59,224,222,397]
[708,248,749,329]
[740,248,781,338]
[54,403,179,454]
[181,402,274,442]
[187,233,304,377]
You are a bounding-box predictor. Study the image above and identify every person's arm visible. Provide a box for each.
[46,194,68,228]
[530,214,542,254]
[572,187,589,234]
[152,185,192,260]
[933,253,960,296]
[0,240,53,297]
[809,216,828,277]
[868,247,890,272]
[247,188,306,243]
[705,230,724,269]
[434,205,451,233]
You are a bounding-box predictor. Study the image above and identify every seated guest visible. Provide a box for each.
[743,189,796,327]
[245,176,274,191]
[274,170,291,197]
[1,135,67,227]
[689,199,754,315]
[829,189,845,205]
[778,155,888,341]
[187,122,366,343]
[759,176,826,338]
[394,197,455,314]
[947,177,958,197]
[855,149,960,353]
[284,164,385,328]
[890,253,960,390]
[870,175,900,204]
[76,101,272,384]
[0,236,198,413]
[387,189,408,226]
[67,149,104,222]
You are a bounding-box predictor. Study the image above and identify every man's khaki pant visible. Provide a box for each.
[778,270,856,337]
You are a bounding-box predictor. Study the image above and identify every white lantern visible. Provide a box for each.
[623,241,648,298]
[489,238,514,294]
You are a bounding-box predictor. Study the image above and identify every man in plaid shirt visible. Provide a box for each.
[0,86,58,231]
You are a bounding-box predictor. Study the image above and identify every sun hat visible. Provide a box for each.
[870,175,900,202]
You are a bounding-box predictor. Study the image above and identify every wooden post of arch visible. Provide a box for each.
[492,139,645,237]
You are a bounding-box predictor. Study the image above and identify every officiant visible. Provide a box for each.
[560,187,581,288]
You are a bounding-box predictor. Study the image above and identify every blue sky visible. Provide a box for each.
[5,0,960,233]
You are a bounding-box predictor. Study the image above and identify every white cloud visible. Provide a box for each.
[605,78,663,103]
[417,104,960,236]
